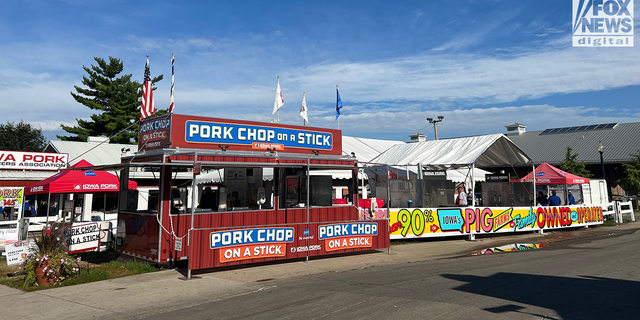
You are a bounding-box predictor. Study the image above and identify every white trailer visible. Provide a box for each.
[582,179,609,205]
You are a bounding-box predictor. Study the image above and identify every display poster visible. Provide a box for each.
[0,187,24,245]
[5,240,34,266]
[388,205,604,240]
[0,228,19,246]
[226,169,245,180]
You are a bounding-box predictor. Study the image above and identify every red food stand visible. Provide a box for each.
[103,114,389,274]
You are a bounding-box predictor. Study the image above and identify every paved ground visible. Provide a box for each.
[0,222,640,319]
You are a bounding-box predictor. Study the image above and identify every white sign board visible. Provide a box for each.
[62,222,103,254]
[175,238,183,251]
[0,150,69,170]
[0,228,19,246]
[5,241,34,266]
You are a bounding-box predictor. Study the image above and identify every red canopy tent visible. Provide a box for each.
[516,162,590,185]
[25,160,137,195]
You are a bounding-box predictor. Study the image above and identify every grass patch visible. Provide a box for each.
[0,253,158,291]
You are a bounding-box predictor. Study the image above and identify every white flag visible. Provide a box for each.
[299,92,309,123]
[272,77,284,114]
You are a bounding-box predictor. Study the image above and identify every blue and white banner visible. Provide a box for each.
[186,120,333,150]
[210,227,295,249]
[318,222,378,240]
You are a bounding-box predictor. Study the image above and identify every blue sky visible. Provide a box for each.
[1,0,638,143]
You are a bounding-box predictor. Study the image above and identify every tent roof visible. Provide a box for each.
[45,140,136,166]
[341,136,402,163]
[25,160,137,195]
[517,162,590,185]
[371,134,531,169]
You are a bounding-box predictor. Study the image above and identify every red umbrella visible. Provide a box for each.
[26,160,137,195]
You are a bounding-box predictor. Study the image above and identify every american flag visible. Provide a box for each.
[140,56,155,120]
[169,53,175,113]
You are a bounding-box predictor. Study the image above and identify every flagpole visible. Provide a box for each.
[170,53,175,113]
[277,76,280,124]
[336,85,340,130]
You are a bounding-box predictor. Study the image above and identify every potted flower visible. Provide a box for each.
[18,222,81,287]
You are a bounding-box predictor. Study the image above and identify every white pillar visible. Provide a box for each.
[82,193,93,221]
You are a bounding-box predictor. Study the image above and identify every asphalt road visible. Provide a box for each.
[143,228,640,320]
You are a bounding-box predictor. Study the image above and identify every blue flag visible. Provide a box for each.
[336,87,342,120]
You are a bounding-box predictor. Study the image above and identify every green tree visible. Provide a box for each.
[58,56,163,144]
[558,146,593,178]
[618,150,640,194]
[0,120,47,151]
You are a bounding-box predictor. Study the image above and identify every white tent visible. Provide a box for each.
[314,136,404,180]
[371,134,530,170]
[341,136,402,162]
[370,134,532,205]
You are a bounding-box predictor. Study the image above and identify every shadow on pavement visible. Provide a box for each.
[443,272,640,320]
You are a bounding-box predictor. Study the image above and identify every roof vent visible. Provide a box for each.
[505,123,526,136]
[87,136,110,143]
[408,133,427,143]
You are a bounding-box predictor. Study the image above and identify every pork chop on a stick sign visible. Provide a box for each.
[169,114,342,156]
[62,222,104,254]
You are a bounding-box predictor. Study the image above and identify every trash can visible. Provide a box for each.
[407,200,413,208]
[631,195,638,210]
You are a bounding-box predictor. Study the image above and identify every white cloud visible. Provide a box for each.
[315,104,640,141]
[2,28,639,141]
[31,120,79,131]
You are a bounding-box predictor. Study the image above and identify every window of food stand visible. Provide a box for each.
[118,164,351,215]
[90,192,119,215]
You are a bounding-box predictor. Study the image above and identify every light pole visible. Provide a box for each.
[597,141,605,181]
[427,116,444,140]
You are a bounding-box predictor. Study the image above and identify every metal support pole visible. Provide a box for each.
[433,123,438,140]
[45,193,51,225]
[531,163,536,206]
[471,163,475,206]
[386,165,391,211]
[306,158,310,262]
[386,164,392,255]
[187,153,198,279]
